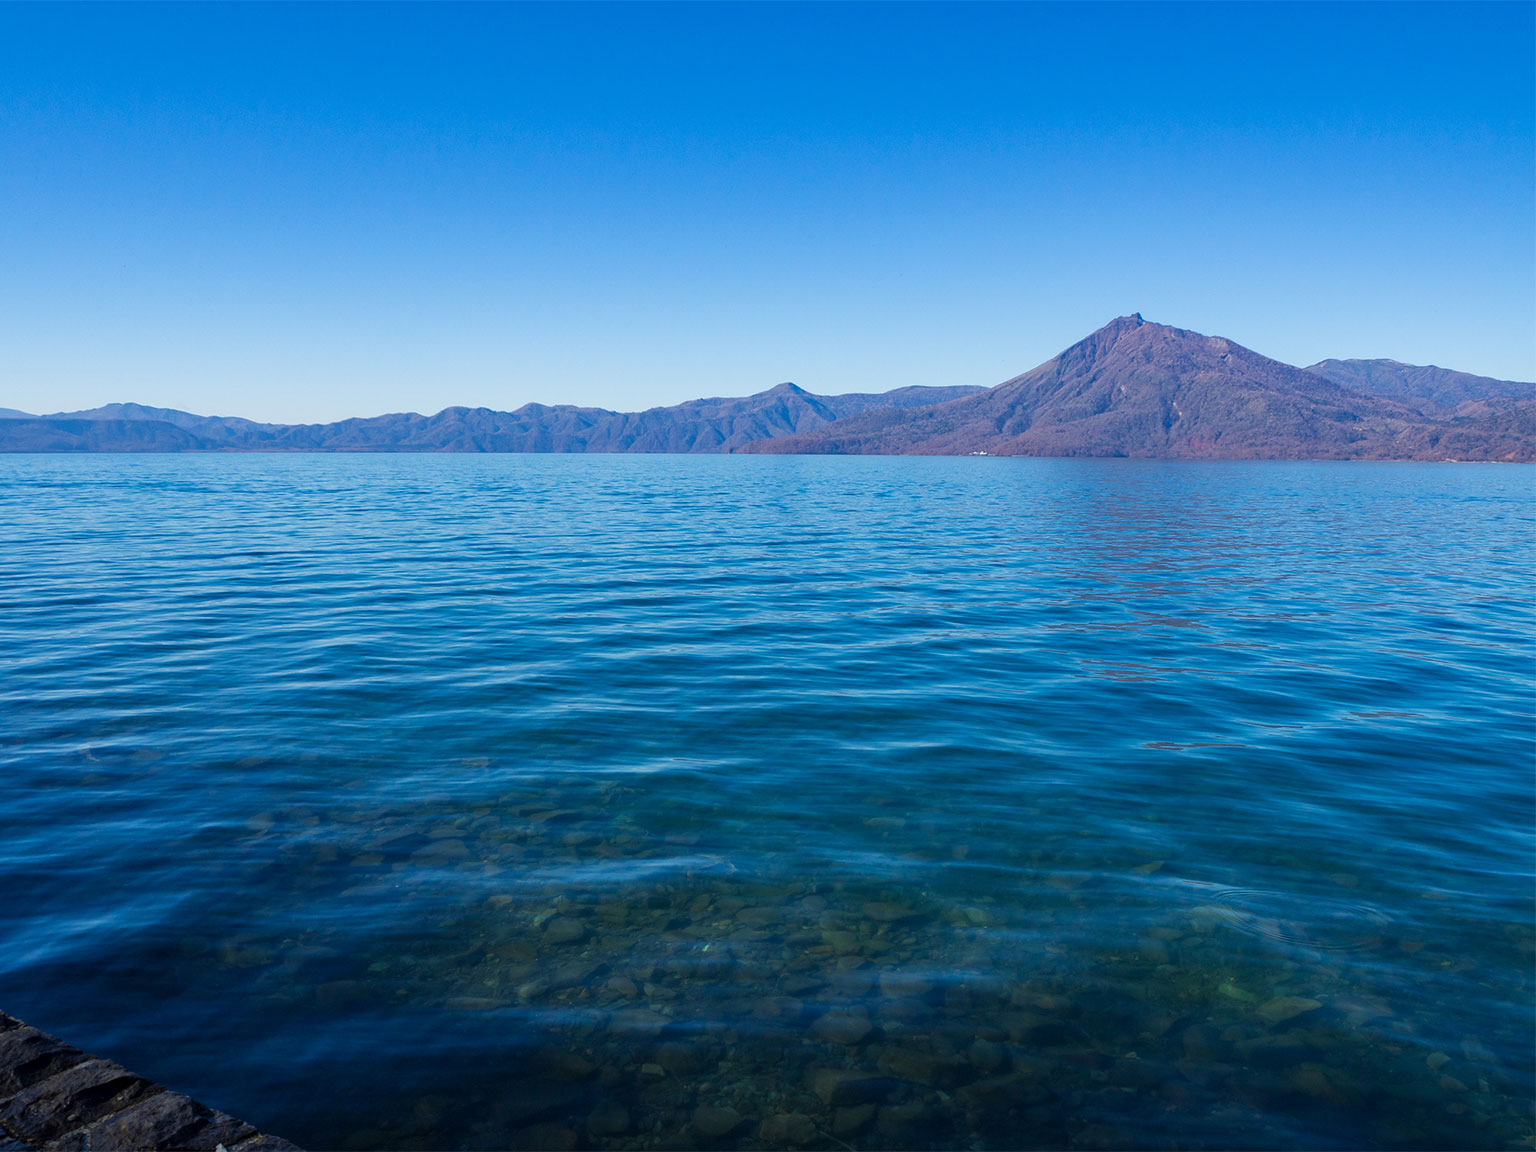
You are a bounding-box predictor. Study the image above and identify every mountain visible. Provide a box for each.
[745,316,1534,461]
[0,383,984,453]
[1305,359,1536,414]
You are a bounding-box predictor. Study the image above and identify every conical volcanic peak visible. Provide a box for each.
[993,316,1304,403]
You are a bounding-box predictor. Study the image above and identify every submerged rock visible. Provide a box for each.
[691,1105,744,1139]
[811,1010,873,1046]
[832,1103,876,1137]
[758,1112,817,1146]
[863,902,921,923]
[877,1046,971,1089]
[1256,996,1322,1024]
[543,917,589,946]
[585,1099,630,1137]
[534,1050,596,1082]
[654,1041,708,1077]
[808,1068,891,1107]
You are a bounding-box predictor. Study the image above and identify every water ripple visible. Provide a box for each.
[0,455,1531,1151]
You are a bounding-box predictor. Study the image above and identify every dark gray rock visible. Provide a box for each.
[53,1093,255,1151]
[0,1060,161,1145]
[0,1015,296,1152]
[0,1030,90,1096]
[228,1136,305,1152]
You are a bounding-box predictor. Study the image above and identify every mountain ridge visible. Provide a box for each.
[1304,358,1536,415]
[0,383,987,454]
[3,319,1530,459]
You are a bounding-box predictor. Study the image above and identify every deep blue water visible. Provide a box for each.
[1,454,1531,1151]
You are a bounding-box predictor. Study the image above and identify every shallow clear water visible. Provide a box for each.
[1,454,1531,1151]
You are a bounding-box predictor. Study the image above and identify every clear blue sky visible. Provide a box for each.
[2,1,1531,421]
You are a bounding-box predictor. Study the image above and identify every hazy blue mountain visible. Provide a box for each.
[0,418,206,451]
[2,383,984,453]
[36,402,288,446]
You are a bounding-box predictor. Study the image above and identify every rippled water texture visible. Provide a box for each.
[1,455,1532,1151]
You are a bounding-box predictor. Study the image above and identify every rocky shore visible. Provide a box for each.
[0,1012,297,1152]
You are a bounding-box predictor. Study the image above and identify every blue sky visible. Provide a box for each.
[1,2,1531,421]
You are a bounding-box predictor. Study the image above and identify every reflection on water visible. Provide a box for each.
[0,454,1531,1150]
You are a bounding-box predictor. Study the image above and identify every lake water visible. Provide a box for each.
[1,454,1531,1151]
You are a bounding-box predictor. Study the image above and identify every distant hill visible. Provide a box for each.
[0,383,984,454]
[0,418,207,451]
[1306,359,1535,414]
[3,321,1529,459]
[25,402,287,447]
[747,317,1534,461]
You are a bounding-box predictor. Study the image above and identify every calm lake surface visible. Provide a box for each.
[1,454,1531,1151]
